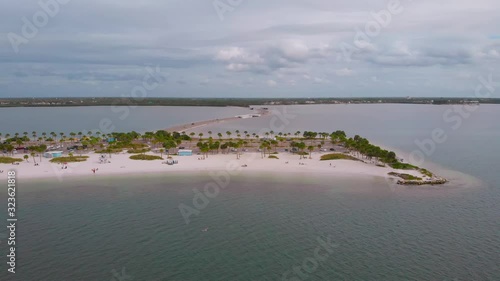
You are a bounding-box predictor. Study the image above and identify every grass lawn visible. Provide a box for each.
[320,153,359,161]
[50,156,89,163]
[129,154,163,161]
[0,156,23,164]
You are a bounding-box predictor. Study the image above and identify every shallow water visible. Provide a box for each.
[2,172,497,281]
[1,104,499,280]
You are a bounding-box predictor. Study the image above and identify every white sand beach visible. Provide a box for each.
[0,151,429,182]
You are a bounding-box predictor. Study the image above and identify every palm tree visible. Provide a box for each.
[30,152,37,164]
[208,131,212,138]
[226,131,232,139]
[308,146,314,159]
[234,141,241,159]
[23,155,29,162]
[38,145,46,162]
[297,142,306,159]
[217,132,222,140]
[198,133,204,140]
[159,148,165,158]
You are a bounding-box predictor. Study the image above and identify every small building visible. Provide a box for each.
[44,151,63,158]
[178,149,193,156]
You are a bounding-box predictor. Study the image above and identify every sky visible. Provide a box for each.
[1,0,499,98]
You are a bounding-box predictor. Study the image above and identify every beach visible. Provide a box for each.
[0,151,431,183]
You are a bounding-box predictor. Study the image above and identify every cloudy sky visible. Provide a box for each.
[1,0,499,98]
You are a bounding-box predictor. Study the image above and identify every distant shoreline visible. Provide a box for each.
[1,97,499,108]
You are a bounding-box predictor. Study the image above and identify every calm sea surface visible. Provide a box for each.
[0,106,251,135]
[1,104,499,280]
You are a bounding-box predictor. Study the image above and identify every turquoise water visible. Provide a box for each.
[1,104,499,280]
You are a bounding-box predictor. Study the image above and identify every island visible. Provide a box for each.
[0,125,447,185]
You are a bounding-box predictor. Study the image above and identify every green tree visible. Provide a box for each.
[307,145,314,159]
[163,140,177,157]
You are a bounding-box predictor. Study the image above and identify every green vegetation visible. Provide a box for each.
[50,156,89,163]
[389,162,418,170]
[388,172,422,181]
[419,168,433,177]
[0,124,442,183]
[129,154,163,161]
[320,153,359,161]
[0,156,23,164]
[1,97,499,108]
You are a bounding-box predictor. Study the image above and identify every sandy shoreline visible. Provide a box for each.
[0,151,434,184]
[165,109,270,132]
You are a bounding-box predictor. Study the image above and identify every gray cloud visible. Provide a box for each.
[1,0,499,97]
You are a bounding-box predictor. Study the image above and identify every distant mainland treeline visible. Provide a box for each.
[0,97,498,108]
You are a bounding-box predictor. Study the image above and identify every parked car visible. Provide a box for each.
[329,148,336,151]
